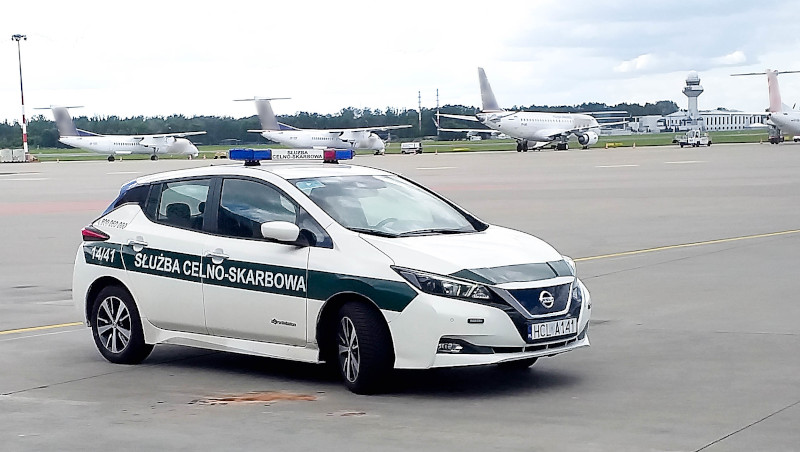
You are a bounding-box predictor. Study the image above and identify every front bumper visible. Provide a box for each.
[387,279,592,369]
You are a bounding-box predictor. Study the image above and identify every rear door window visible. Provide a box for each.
[152,179,211,231]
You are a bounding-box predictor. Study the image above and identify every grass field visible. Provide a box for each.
[20,129,775,162]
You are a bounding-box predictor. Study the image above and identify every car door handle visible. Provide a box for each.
[204,249,229,261]
[127,237,148,251]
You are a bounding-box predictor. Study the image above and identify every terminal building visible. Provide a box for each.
[625,72,768,134]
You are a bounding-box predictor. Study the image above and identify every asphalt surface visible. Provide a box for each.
[1,143,798,451]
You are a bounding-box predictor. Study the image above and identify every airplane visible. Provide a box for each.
[43,106,205,161]
[437,68,614,151]
[238,98,412,154]
[731,69,800,144]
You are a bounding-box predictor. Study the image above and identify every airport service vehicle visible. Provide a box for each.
[400,142,423,154]
[73,148,591,393]
[676,129,711,147]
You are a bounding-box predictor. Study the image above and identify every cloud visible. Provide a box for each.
[614,54,656,73]
[713,50,747,65]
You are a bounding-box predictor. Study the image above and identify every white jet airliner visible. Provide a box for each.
[47,107,205,161]
[732,69,800,143]
[437,68,610,151]
[238,98,411,153]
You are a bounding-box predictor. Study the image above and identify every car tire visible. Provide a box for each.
[91,285,153,364]
[335,302,393,394]
[497,357,538,370]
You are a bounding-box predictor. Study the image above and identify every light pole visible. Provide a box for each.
[11,34,28,156]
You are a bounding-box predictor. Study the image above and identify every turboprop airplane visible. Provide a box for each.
[44,106,205,161]
[732,69,800,144]
[437,68,613,151]
[238,98,411,153]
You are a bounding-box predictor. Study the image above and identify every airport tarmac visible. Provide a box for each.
[1,143,799,451]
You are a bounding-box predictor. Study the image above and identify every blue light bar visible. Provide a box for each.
[229,148,272,162]
[324,149,355,162]
[228,148,355,165]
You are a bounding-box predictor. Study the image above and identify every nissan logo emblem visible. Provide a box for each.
[539,290,555,309]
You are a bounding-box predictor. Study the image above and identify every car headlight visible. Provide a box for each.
[393,267,494,301]
[571,279,584,306]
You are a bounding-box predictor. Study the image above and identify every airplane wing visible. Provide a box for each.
[248,124,411,133]
[437,127,499,134]
[334,125,413,132]
[143,131,207,138]
[437,113,482,123]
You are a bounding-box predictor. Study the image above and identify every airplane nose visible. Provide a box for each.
[175,138,199,157]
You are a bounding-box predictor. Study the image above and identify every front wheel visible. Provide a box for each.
[336,303,394,394]
[91,286,153,364]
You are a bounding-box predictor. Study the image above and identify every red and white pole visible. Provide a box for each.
[12,34,28,156]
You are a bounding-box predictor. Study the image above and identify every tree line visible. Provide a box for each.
[0,101,679,149]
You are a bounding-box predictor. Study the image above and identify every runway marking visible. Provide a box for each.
[0,178,48,181]
[0,322,83,336]
[665,160,705,164]
[416,166,457,170]
[595,164,639,168]
[106,171,141,175]
[575,229,800,262]
[0,172,40,177]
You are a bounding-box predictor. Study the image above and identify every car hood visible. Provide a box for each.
[360,225,565,282]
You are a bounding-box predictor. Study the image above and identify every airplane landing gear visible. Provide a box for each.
[150,155,159,161]
[107,155,115,162]
[516,140,529,152]
[556,142,569,151]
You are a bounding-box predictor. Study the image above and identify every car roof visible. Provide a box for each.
[133,162,394,185]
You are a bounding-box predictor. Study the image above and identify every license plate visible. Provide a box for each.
[528,318,577,341]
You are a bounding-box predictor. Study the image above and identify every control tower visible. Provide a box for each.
[683,71,705,129]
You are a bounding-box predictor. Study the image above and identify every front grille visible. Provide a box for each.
[508,283,571,317]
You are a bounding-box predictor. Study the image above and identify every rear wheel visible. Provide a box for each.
[150,155,158,161]
[107,155,115,162]
[336,302,393,394]
[91,286,153,364]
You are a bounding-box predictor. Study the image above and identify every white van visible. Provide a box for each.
[400,142,423,154]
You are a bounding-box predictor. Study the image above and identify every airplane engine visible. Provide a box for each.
[338,131,362,143]
[577,131,599,147]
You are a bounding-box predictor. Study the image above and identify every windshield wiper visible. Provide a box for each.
[396,228,466,237]
[348,227,399,238]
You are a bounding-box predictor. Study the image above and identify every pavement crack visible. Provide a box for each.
[694,399,800,451]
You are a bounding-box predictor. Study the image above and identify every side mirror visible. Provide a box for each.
[261,221,301,243]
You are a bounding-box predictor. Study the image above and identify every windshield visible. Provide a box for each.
[292,175,482,237]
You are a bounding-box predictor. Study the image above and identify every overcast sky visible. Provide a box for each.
[2,0,799,124]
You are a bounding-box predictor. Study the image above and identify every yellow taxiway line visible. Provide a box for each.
[3,229,799,336]
[0,322,83,336]
[575,229,800,262]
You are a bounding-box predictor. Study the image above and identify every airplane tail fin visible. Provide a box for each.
[478,67,502,112]
[254,99,280,130]
[52,107,79,137]
[235,97,290,131]
[766,70,783,113]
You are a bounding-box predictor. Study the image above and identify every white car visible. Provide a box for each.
[73,148,591,393]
